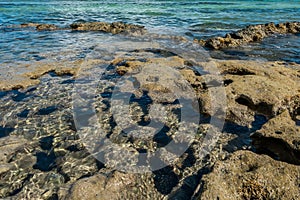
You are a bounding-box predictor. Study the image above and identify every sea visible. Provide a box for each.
[1,0,300,65]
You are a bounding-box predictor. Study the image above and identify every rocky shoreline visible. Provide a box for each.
[0,22,300,199]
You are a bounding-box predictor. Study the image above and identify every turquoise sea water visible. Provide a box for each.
[1,0,300,64]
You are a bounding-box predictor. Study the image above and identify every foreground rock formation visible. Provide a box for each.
[251,110,300,165]
[0,42,299,199]
[195,22,300,49]
[199,150,300,200]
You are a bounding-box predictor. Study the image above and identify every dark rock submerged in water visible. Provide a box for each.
[195,22,300,49]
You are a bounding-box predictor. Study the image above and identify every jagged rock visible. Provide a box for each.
[70,21,147,35]
[195,22,300,49]
[198,59,300,126]
[251,110,300,165]
[199,150,300,200]
[113,56,300,127]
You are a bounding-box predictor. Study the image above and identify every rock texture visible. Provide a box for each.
[20,23,59,30]
[0,40,299,199]
[112,55,300,127]
[199,150,300,200]
[251,110,300,165]
[18,21,147,34]
[36,24,58,31]
[0,59,105,91]
[198,60,300,126]
[70,21,147,35]
[0,136,37,197]
[64,171,136,200]
[195,22,300,49]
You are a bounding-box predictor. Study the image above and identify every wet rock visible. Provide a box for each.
[20,23,58,31]
[0,136,37,198]
[199,150,300,200]
[20,23,41,28]
[18,21,147,35]
[70,21,147,35]
[195,22,300,49]
[0,136,27,163]
[57,150,99,182]
[15,172,65,199]
[0,59,105,91]
[36,24,58,31]
[251,110,300,165]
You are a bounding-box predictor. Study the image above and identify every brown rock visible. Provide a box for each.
[251,110,300,165]
[198,60,300,126]
[199,150,300,200]
[65,171,136,200]
[20,23,41,28]
[0,136,27,163]
[112,56,300,127]
[19,23,58,30]
[0,59,106,91]
[70,21,146,35]
[196,22,300,49]
[36,24,58,31]
[0,136,37,198]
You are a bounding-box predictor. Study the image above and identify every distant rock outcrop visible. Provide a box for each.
[70,21,147,35]
[195,22,300,49]
[19,21,147,34]
[20,23,59,30]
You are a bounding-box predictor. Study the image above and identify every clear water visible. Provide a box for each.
[1,0,300,66]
